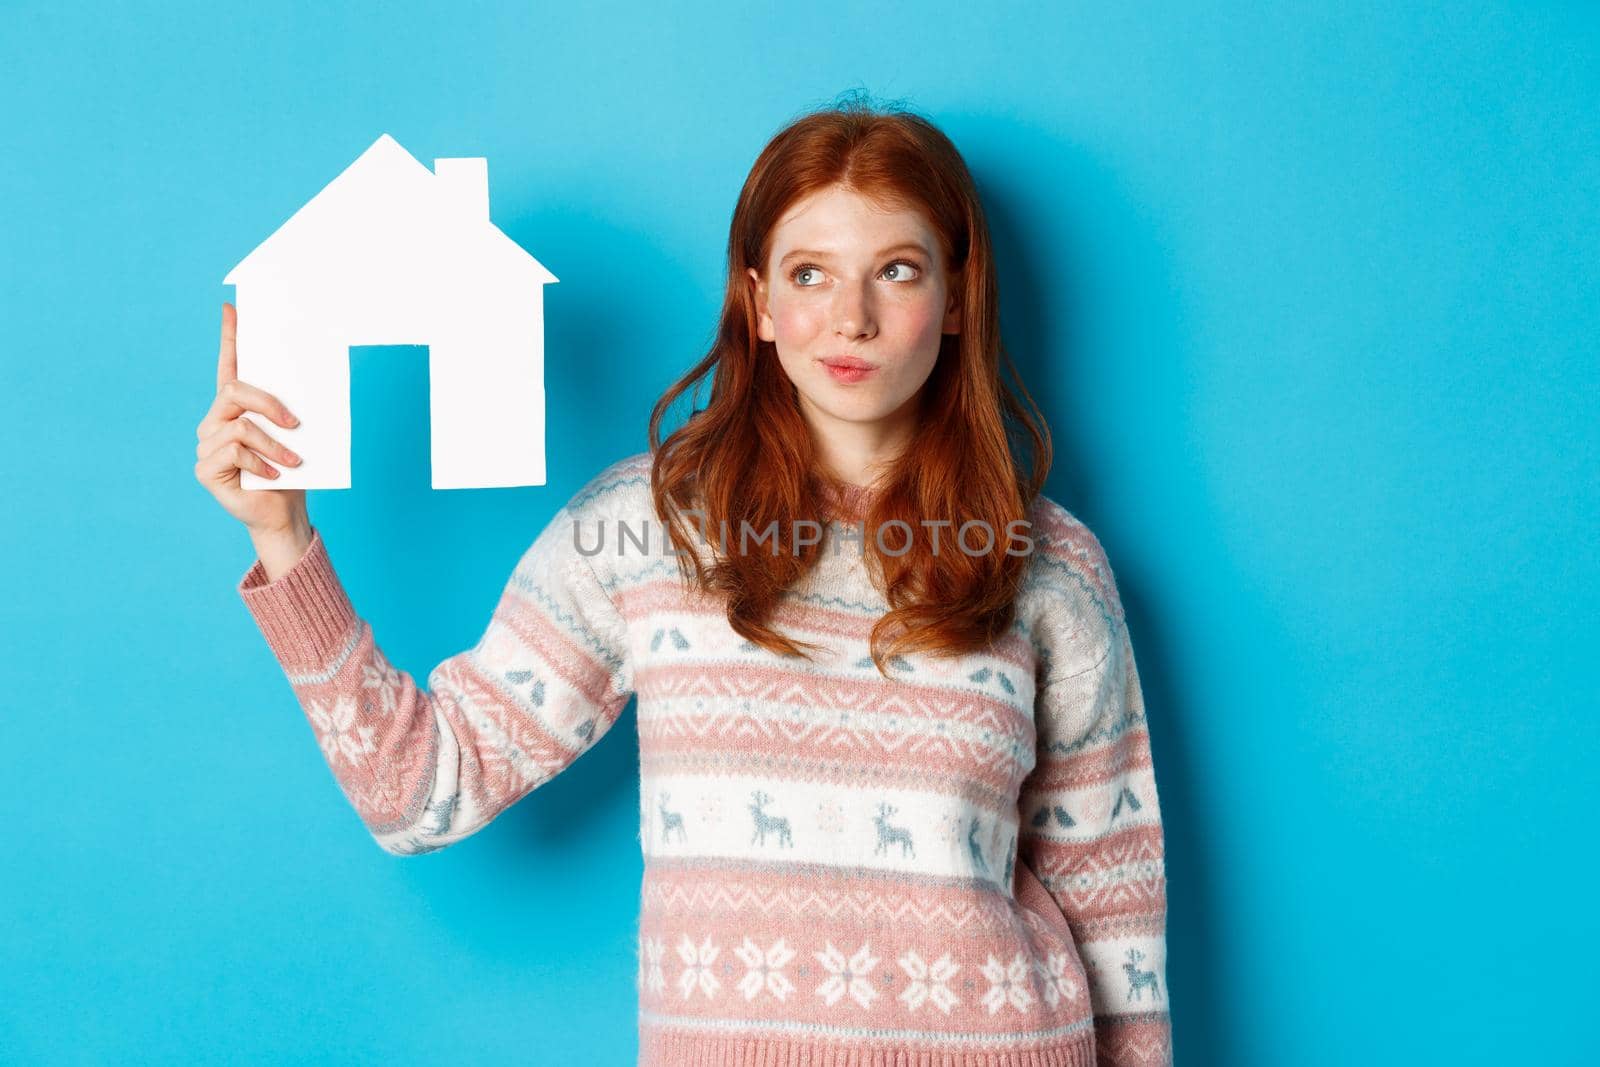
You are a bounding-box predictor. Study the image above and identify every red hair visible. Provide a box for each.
[647,92,1052,674]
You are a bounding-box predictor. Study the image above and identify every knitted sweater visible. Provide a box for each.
[237,450,1172,1066]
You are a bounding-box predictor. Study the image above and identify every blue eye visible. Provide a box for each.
[787,259,923,287]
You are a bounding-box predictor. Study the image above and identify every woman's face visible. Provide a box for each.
[747,184,961,445]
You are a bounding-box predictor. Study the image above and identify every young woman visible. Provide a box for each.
[195,98,1173,1066]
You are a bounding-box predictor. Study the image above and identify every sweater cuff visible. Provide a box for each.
[237,526,359,670]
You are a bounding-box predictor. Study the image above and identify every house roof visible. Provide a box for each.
[224,133,557,286]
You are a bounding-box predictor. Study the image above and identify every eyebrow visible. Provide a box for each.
[777,242,932,268]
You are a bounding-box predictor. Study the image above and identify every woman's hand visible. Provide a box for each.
[195,302,313,575]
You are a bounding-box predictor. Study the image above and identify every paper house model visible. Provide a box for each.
[224,133,556,490]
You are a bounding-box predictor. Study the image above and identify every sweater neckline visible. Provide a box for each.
[817,478,878,522]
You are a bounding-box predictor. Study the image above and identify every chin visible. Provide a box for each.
[813,398,897,425]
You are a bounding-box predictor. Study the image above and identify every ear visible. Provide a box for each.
[747,266,775,342]
[942,279,962,335]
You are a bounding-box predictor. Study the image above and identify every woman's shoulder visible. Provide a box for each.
[564,449,656,519]
[1026,491,1111,570]
[1019,490,1127,641]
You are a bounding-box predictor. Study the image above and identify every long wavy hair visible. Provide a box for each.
[647,93,1053,674]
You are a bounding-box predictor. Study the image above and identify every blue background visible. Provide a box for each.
[3,3,1595,1064]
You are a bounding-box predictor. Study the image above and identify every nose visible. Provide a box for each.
[832,279,876,341]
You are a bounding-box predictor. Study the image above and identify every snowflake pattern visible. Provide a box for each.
[814,941,880,1009]
[897,950,960,1014]
[647,930,1074,1020]
[734,936,797,1002]
[360,656,402,716]
[676,934,720,1000]
[306,694,374,767]
[1035,951,1080,1008]
[694,792,727,829]
[814,799,847,835]
[980,951,1036,1014]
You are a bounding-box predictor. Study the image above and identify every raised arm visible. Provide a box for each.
[1016,532,1172,1066]
[237,503,635,855]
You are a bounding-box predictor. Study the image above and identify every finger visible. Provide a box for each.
[200,412,301,468]
[194,440,279,484]
[217,302,238,390]
[203,378,299,435]
[226,440,280,480]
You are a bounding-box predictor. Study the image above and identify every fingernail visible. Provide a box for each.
[288,413,301,427]
[286,450,300,464]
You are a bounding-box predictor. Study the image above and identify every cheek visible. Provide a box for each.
[890,299,946,352]
[908,295,940,337]
[772,301,826,343]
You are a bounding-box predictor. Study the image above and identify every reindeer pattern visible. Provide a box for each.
[649,781,1025,891]
[656,791,687,844]
[872,803,916,858]
[1121,947,1160,1003]
[748,791,793,848]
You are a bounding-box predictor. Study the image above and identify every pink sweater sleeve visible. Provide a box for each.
[237,514,635,855]
[1015,536,1173,1066]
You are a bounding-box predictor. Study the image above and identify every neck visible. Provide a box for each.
[800,393,918,488]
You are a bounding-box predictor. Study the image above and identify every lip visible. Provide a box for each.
[819,356,877,384]
[819,355,876,370]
